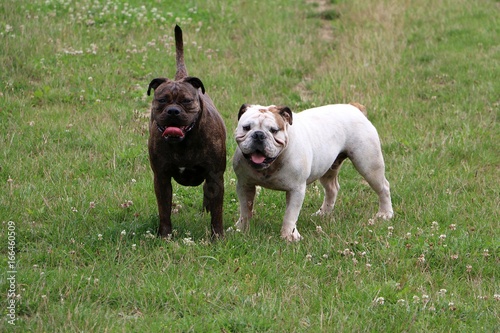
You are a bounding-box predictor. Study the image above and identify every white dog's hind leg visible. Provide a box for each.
[231,183,256,232]
[351,152,393,220]
[314,157,345,216]
[281,186,306,241]
[374,177,393,219]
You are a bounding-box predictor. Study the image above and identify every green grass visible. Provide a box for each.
[1,0,499,331]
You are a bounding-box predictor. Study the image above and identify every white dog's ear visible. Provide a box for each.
[238,104,250,120]
[278,106,293,125]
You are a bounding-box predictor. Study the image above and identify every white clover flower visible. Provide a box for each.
[182,237,195,246]
[418,254,426,264]
[342,248,354,257]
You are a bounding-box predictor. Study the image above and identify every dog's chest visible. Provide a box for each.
[247,163,294,191]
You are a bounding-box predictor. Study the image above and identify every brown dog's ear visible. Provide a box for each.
[183,77,205,94]
[278,106,293,125]
[238,104,250,120]
[147,78,168,96]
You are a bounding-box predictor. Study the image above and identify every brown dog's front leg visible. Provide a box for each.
[204,171,224,239]
[154,174,173,238]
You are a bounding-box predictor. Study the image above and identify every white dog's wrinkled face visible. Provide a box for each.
[235,104,293,170]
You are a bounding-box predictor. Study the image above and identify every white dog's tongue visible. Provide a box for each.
[251,152,266,164]
[162,127,184,137]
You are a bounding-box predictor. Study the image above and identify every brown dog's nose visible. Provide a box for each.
[167,108,181,116]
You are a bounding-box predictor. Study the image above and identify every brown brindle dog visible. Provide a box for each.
[147,25,226,239]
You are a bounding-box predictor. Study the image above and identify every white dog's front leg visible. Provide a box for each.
[281,186,306,241]
[231,183,256,232]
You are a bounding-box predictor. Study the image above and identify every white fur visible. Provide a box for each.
[232,104,393,241]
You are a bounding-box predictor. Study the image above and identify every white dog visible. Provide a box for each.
[231,103,393,241]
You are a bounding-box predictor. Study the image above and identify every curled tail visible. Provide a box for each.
[174,25,188,80]
[350,102,367,117]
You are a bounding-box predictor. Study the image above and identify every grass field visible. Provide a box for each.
[1,0,499,331]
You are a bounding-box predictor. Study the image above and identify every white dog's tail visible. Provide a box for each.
[174,25,188,80]
[350,102,367,117]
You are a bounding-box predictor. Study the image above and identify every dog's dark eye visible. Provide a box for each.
[270,128,279,134]
[242,125,251,131]
[157,98,167,104]
[181,99,193,105]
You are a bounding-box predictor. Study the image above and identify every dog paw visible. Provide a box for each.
[376,211,394,220]
[312,209,323,217]
[228,218,249,233]
[312,208,331,217]
[281,228,303,242]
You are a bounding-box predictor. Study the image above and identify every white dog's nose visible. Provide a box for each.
[252,131,266,142]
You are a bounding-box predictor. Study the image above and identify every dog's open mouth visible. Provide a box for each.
[156,122,195,141]
[244,151,277,169]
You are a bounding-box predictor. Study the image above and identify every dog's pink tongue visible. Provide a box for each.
[162,127,184,137]
[251,153,266,164]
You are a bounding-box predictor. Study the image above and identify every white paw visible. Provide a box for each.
[228,218,249,233]
[376,211,394,220]
[281,227,303,242]
[312,209,324,217]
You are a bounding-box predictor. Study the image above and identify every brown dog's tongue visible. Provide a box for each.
[162,127,184,137]
[251,152,266,164]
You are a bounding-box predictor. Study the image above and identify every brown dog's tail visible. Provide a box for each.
[350,102,367,117]
[174,25,188,80]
